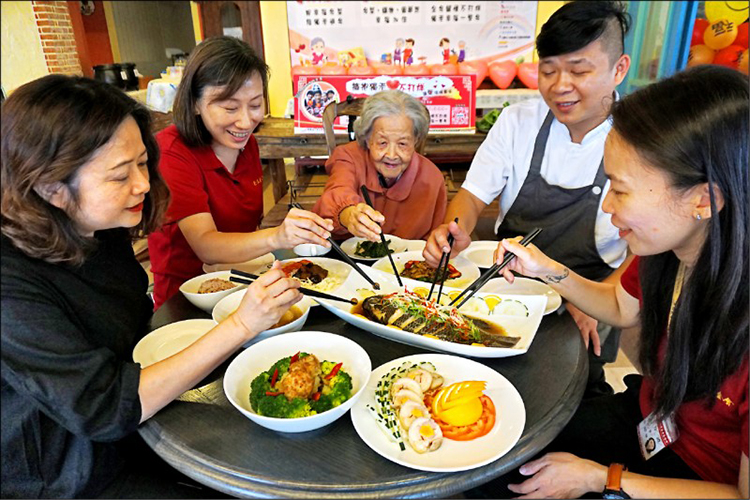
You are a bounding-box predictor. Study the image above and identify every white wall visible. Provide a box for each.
[1,1,48,94]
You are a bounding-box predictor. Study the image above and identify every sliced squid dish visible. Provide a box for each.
[398,401,431,430]
[390,377,423,399]
[407,417,444,453]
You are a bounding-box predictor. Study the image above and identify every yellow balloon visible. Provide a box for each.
[704,18,739,49]
[705,1,749,25]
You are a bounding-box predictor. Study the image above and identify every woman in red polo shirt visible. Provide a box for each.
[487,66,748,498]
[148,37,333,309]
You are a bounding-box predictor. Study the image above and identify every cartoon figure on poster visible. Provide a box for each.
[404,38,415,65]
[394,38,404,66]
[311,37,328,65]
[440,37,451,64]
[381,53,393,65]
[338,47,366,68]
[457,40,467,63]
[300,81,339,122]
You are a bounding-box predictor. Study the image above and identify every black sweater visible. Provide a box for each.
[1,230,153,498]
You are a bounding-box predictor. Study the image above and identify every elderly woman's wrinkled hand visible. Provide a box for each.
[273,208,333,249]
[340,203,385,242]
[232,261,302,340]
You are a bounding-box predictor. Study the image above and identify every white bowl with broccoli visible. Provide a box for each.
[223,331,371,433]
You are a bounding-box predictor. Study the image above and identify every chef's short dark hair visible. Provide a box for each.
[536,1,630,65]
[173,36,269,147]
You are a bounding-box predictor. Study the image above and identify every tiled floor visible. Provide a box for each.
[605,349,640,393]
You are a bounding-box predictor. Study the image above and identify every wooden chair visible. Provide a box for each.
[321,95,426,156]
[322,95,366,156]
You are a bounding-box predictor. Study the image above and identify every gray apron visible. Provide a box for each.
[496,110,612,282]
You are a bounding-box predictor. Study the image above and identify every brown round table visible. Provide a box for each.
[139,289,587,498]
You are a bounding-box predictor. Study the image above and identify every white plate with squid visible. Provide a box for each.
[350,353,525,472]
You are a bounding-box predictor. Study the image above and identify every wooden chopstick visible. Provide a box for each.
[450,227,543,309]
[290,202,381,290]
[429,217,459,302]
[359,186,402,287]
[229,271,358,305]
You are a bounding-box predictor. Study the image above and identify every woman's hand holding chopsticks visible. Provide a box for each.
[271,207,334,249]
[494,237,565,285]
[232,261,302,339]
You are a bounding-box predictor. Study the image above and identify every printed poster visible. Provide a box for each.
[287,1,538,68]
[294,74,476,134]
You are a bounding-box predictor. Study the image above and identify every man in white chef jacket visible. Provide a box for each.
[424,1,634,398]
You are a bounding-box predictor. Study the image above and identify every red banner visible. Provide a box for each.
[293,74,476,134]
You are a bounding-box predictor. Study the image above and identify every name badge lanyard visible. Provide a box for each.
[637,261,687,460]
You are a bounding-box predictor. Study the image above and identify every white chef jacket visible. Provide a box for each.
[462,97,627,268]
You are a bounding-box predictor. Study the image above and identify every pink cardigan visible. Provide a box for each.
[312,141,447,240]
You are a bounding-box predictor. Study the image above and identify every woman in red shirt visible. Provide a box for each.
[489,66,748,498]
[148,37,333,309]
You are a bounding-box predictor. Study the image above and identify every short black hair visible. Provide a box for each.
[536,1,630,64]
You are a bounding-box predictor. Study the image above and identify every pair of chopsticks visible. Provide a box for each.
[229,269,358,305]
[449,227,543,309]
[428,217,459,302]
[290,202,381,290]
[359,186,402,287]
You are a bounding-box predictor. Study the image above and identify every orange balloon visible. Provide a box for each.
[738,49,749,74]
[714,45,745,68]
[291,65,319,76]
[375,64,403,76]
[319,64,347,75]
[703,18,739,50]
[347,64,375,76]
[430,63,458,75]
[736,22,749,49]
[402,64,430,76]
[687,44,716,66]
[458,62,488,89]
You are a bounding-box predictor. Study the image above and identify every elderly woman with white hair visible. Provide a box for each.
[313,90,447,241]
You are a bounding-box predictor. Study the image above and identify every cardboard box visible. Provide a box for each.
[293,74,476,134]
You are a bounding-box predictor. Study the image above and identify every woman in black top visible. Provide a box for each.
[1,75,302,498]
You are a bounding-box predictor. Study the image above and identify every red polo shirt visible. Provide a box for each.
[148,125,264,309]
[621,257,748,484]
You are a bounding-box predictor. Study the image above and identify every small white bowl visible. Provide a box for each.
[212,291,313,346]
[293,243,331,257]
[179,270,245,313]
[223,331,371,433]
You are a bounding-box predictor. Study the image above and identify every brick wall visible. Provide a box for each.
[32,1,82,75]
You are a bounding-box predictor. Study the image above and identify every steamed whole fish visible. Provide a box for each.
[360,291,520,348]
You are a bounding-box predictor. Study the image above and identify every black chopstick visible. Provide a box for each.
[428,217,459,302]
[229,272,358,305]
[450,227,543,309]
[290,202,381,290]
[359,186,402,287]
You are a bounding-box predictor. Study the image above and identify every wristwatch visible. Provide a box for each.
[602,463,631,499]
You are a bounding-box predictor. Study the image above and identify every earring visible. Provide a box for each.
[694,213,702,220]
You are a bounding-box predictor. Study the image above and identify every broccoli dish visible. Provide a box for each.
[354,239,393,258]
[249,352,353,418]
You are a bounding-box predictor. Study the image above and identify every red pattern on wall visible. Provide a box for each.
[32,1,83,75]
